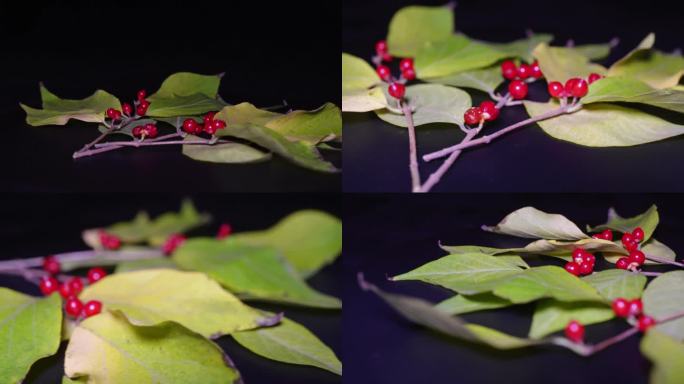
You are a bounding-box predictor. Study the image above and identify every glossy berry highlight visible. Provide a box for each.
[67,277,84,295]
[463,107,483,126]
[547,81,564,98]
[629,299,643,317]
[501,60,517,80]
[39,276,59,296]
[479,101,499,121]
[508,80,528,100]
[564,261,580,276]
[87,267,107,284]
[616,257,630,270]
[612,298,630,318]
[388,82,406,99]
[43,255,60,275]
[637,315,656,332]
[564,320,584,343]
[83,300,103,318]
[65,297,83,318]
[629,250,646,265]
[376,65,391,80]
[530,61,543,79]
[632,227,645,242]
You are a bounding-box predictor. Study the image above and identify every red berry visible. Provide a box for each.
[388,82,406,99]
[629,250,646,265]
[629,299,643,316]
[616,257,630,269]
[143,124,158,138]
[530,61,543,79]
[136,105,148,116]
[83,300,102,318]
[375,40,388,55]
[612,298,630,317]
[162,233,186,255]
[570,78,589,98]
[584,253,596,267]
[508,80,528,100]
[122,102,133,116]
[39,276,59,295]
[399,58,414,72]
[564,78,579,95]
[112,110,122,121]
[547,81,565,98]
[376,65,391,80]
[43,256,60,275]
[136,89,147,101]
[637,315,656,332]
[565,320,584,343]
[587,73,603,84]
[99,231,121,250]
[564,261,580,276]
[632,227,645,242]
[105,108,119,119]
[59,283,74,299]
[212,119,227,131]
[217,223,232,239]
[572,248,588,264]
[579,261,593,275]
[65,297,83,318]
[599,229,613,241]
[622,233,638,251]
[139,100,150,109]
[463,107,483,126]
[182,118,199,134]
[517,63,532,79]
[203,112,216,125]
[67,277,84,295]
[479,100,499,121]
[132,125,144,138]
[381,53,393,62]
[402,68,416,81]
[87,267,107,284]
[501,60,517,80]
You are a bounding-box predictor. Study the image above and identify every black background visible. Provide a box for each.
[343,194,684,384]
[0,194,341,384]
[343,0,684,192]
[0,1,340,192]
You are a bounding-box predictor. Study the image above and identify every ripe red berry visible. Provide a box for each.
[479,101,499,121]
[65,297,83,318]
[182,119,199,134]
[616,257,630,270]
[136,105,148,116]
[508,80,528,100]
[99,231,121,250]
[632,227,645,242]
[43,255,60,275]
[143,124,158,138]
[121,103,133,116]
[612,298,630,317]
[501,60,517,80]
[106,108,118,119]
[517,63,532,79]
[59,283,74,299]
[67,277,84,295]
[572,248,588,264]
[136,89,147,101]
[212,119,227,132]
[587,73,603,84]
[584,253,596,267]
[203,112,216,125]
[388,82,406,99]
[376,65,391,80]
[39,276,59,295]
[530,61,543,79]
[402,68,416,81]
[83,300,102,318]
[132,125,143,138]
[569,78,589,98]
[629,250,646,265]
[547,81,565,98]
[579,261,593,275]
[217,223,232,239]
[565,320,584,343]
[637,315,656,332]
[162,233,186,255]
[564,78,579,95]
[204,123,217,135]
[592,229,613,241]
[463,107,483,126]
[622,233,638,251]
[375,40,388,55]
[87,267,107,284]
[399,58,414,72]
[564,261,580,276]
[628,299,643,316]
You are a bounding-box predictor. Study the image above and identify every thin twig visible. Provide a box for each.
[94,139,227,148]
[646,254,684,268]
[418,126,479,193]
[0,249,162,272]
[401,100,421,192]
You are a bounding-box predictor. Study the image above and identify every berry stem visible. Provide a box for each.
[0,249,162,272]
[639,271,663,277]
[93,138,228,148]
[423,103,581,162]
[418,125,480,193]
[401,100,422,192]
[583,327,639,356]
[645,253,684,268]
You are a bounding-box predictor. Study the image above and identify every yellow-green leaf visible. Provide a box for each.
[375,84,471,127]
[642,271,684,341]
[387,5,454,57]
[435,293,513,315]
[415,34,508,79]
[482,33,554,62]
[342,53,380,92]
[587,205,659,242]
[529,300,613,339]
[582,270,647,301]
[640,330,684,384]
[182,135,271,164]
[482,206,588,240]
[148,72,222,99]
[608,33,684,89]
[532,43,607,83]
[217,102,282,126]
[492,266,604,304]
[342,87,387,112]
[21,84,120,126]
[583,77,684,114]
[265,103,342,143]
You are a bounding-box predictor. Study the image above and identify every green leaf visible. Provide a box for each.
[587,205,659,241]
[442,238,625,260]
[415,34,508,79]
[492,266,604,304]
[424,65,503,93]
[640,330,684,384]
[182,135,272,164]
[83,199,211,247]
[642,271,684,341]
[148,72,222,99]
[375,84,471,127]
[603,238,675,265]
[570,42,614,60]
[0,290,62,384]
[64,311,240,384]
[342,53,380,92]
[482,33,554,62]
[529,300,613,339]
[264,103,342,143]
[146,93,226,117]
[230,210,342,277]
[218,102,282,126]
[482,206,588,240]
[62,376,86,384]
[435,293,513,315]
[608,34,684,89]
[115,257,178,273]
[532,43,607,83]
[215,123,337,172]
[582,270,647,301]
[524,100,684,147]
[361,276,541,349]
[342,87,388,112]
[233,317,341,375]
[21,84,120,126]
[386,5,454,57]
[582,77,684,114]
[78,269,277,338]
[173,239,341,309]
[392,253,524,295]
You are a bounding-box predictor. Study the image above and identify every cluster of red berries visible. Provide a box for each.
[105,89,151,122]
[615,227,646,270]
[376,58,416,82]
[39,256,106,319]
[611,297,656,331]
[132,123,159,139]
[547,73,602,99]
[564,248,597,276]
[99,231,121,250]
[373,40,416,100]
[463,101,500,126]
[182,112,227,136]
[500,60,542,100]
[375,40,393,62]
